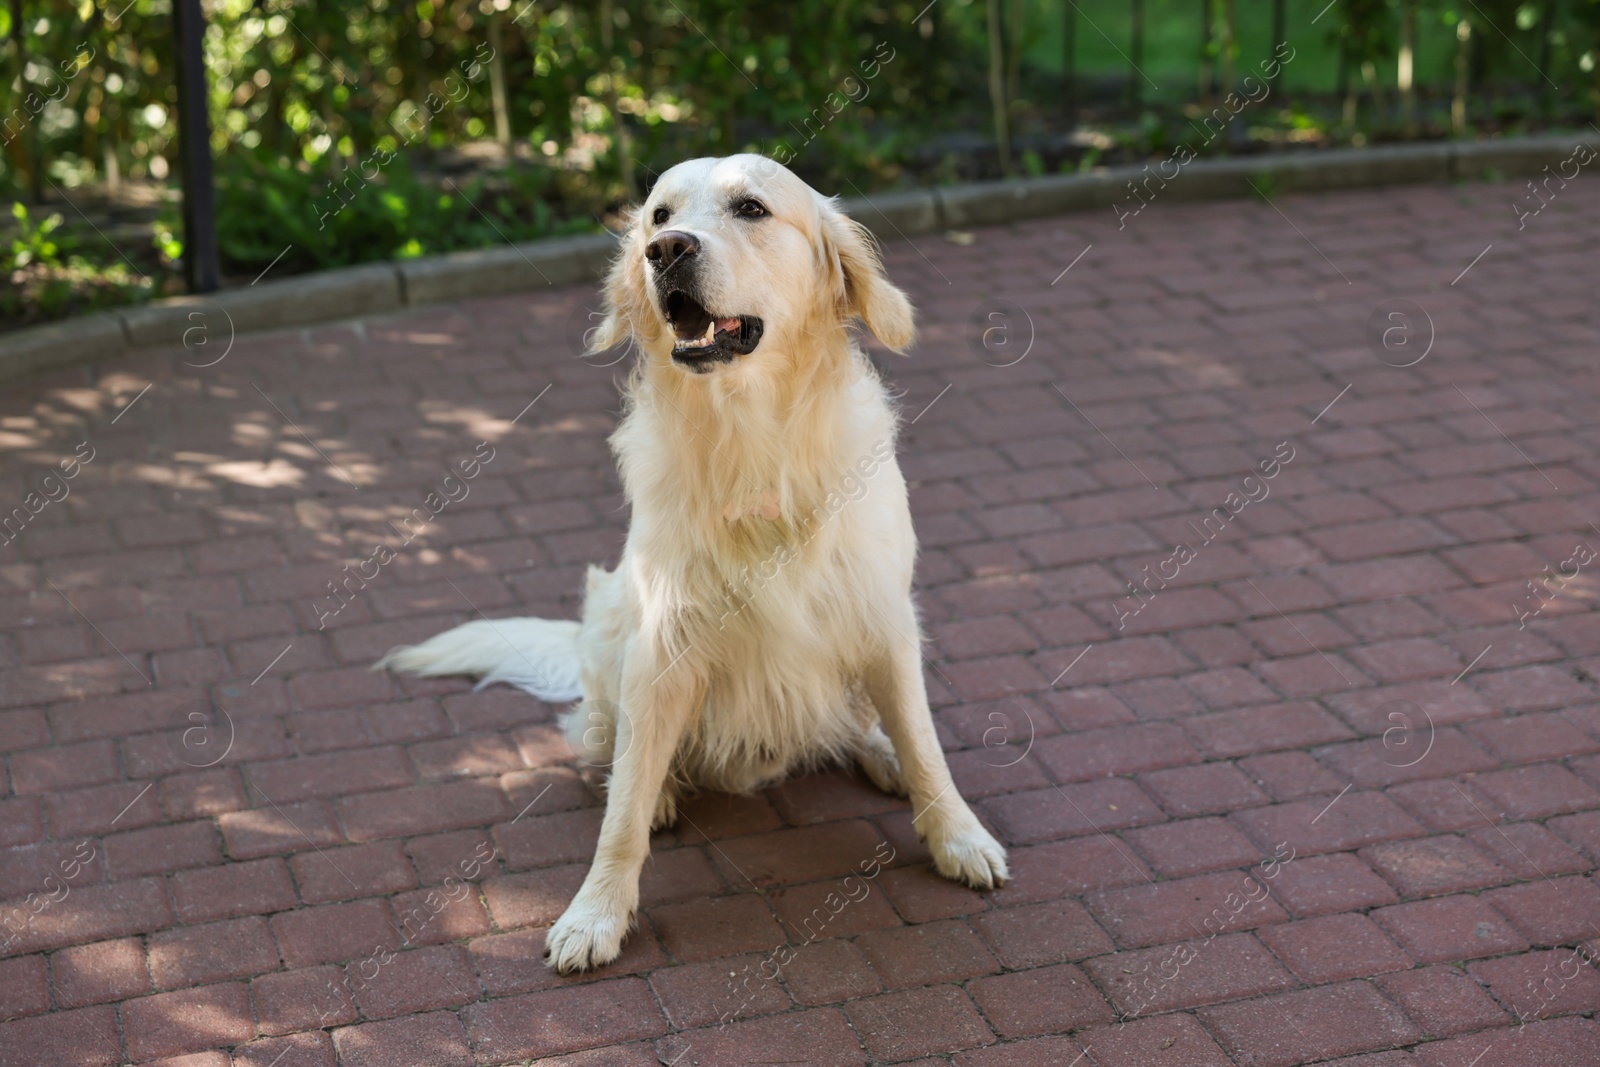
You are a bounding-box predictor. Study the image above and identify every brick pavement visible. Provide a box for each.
[2,173,1599,1065]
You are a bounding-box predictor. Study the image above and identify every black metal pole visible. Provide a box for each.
[1064,0,1076,120]
[1130,0,1144,109]
[173,0,219,292]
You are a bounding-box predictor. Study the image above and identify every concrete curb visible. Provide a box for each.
[4,133,1594,381]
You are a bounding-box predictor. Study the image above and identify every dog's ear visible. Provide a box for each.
[590,208,659,354]
[819,200,915,353]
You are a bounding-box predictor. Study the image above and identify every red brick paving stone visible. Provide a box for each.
[1268,852,1401,918]
[1548,810,1600,862]
[1042,1013,1236,1067]
[1199,980,1422,1067]
[1232,789,1426,856]
[779,937,882,1006]
[647,892,784,963]
[270,899,402,968]
[467,925,667,997]
[646,953,791,1028]
[245,746,415,805]
[231,1032,337,1067]
[952,1035,1094,1067]
[333,1010,475,1067]
[707,820,894,887]
[1085,869,1289,949]
[1123,816,1267,877]
[1314,730,1500,789]
[640,845,726,906]
[1471,664,1595,713]
[843,984,994,1059]
[1256,912,1413,983]
[1359,835,1513,898]
[970,898,1113,968]
[392,884,492,946]
[526,1045,661,1067]
[160,767,249,822]
[0,1004,121,1067]
[50,936,151,1008]
[1411,1016,1600,1067]
[766,768,909,825]
[1039,686,1137,731]
[347,944,478,1020]
[1466,711,1600,764]
[480,866,587,930]
[979,778,1165,845]
[1375,964,1512,1038]
[460,978,669,1063]
[1465,821,1594,879]
[669,790,784,842]
[1323,1054,1422,1067]
[0,955,47,1021]
[141,1052,235,1067]
[1385,778,1498,832]
[1470,949,1600,1022]
[1183,702,1356,759]
[493,807,604,870]
[1032,722,1202,782]
[1486,876,1600,944]
[855,919,1000,987]
[1138,761,1270,817]
[404,828,501,885]
[875,864,991,923]
[8,738,120,794]
[5,876,173,955]
[289,840,418,904]
[1374,894,1531,964]
[0,797,42,850]
[965,962,1112,1039]
[663,1006,866,1066]
[217,800,344,860]
[172,857,297,923]
[1082,932,1296,1016]
[103,820,225,881]
[991,835,1156,908]
[148,916,282,990]
[336,778,510,842]
[46,778,163,838]
[252,965,358,1035]
[121,981,257,1062]
[1469,763,1600,820]
[1239,750,1350,802]
[767,875,902,941]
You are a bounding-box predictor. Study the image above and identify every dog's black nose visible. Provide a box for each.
[646,230,699,272]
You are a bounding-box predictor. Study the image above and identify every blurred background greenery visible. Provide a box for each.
[4,0,1599,328]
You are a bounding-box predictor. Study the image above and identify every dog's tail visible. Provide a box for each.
[374,617,584,703]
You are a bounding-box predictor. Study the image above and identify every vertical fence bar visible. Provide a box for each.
[173,0,219,292]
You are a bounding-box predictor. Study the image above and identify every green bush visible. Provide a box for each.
[205,151,595,275]
[2,202,151,327]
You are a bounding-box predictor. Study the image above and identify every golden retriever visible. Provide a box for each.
[378,154,1007,973]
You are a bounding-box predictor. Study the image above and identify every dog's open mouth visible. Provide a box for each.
[665,291,763,371]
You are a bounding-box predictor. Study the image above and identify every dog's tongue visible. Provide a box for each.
[715,317,741,336]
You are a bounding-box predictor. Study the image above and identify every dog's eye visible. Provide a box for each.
[734,198,768,219]
[651,206,670,225]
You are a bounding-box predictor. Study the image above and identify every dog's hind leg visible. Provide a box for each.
[852,722,908,797]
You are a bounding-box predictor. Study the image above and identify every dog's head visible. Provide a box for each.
[591,154,914,375]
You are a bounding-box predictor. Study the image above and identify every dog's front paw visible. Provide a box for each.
[929,821,1009,890]
[544,900,631,974]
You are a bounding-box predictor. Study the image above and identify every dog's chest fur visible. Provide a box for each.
[586,362,914,791]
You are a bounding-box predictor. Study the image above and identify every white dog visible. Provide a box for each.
[378,154,1007,973]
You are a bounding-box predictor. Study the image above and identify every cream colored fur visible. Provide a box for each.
[378,154,1007,973]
